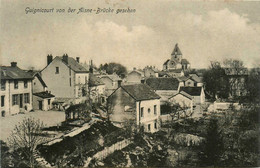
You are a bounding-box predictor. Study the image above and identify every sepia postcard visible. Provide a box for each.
[1,0,260,167]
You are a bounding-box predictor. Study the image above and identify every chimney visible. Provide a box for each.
[133,67,136,71]
[76,57,80,63]
[11,62,17,67]
[63,54,68,64]
[47,54,53,65]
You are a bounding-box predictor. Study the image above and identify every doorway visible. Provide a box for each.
[38,101,43,110]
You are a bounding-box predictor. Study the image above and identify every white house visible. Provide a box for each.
[0,62,33,116]
[168,91,193,112]
[41,54,89,101]
[108,84,161,133]
[179,86,205,104]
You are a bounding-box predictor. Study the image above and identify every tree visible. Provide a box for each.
[8,117,46,168]
[199,117,223,166]
[203,61,228,99]
[247,68,260,103]
[99,62,127,78]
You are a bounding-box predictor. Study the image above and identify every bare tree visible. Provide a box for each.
[8,117,46,168]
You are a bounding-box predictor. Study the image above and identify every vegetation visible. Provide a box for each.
[99,62,127,78]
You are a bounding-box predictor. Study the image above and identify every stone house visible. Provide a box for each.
[108,84,161,133]
[89,73,106,104]
[41,54,89,100]
[0,62,33,116]
[125,69,144,84]
[98,74,122,96]
[179,86,205,104]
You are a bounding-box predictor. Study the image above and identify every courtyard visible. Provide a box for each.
[0,110,65,142]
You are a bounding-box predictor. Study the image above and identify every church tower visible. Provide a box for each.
[171,43,182,63]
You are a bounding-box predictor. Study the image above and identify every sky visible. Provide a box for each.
[1,0,260,71]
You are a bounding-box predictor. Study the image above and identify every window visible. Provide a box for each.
[48,99,51,105]
[154,122,157,129]
[24,93,30,104]
[141,107,144,118]
[55,67,59,74]
[148,124,151,131]
[148,108,151,114]
[69,78,71,86]
[1,96,4,107]
[12,94,18,105]
[1,80,6,91]
[154,105,157,115]
[24,80,28,88]
[14,80,18,89]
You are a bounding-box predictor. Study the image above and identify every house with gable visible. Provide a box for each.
[41,54,89,102]
[145,77,181,104]
[98,74,122,96]
[179,86,205,104]
[169,91,193,113]
[108,83,161,133]
[0,62,33,116]
[125,68,144,84]
[163,43,190,74]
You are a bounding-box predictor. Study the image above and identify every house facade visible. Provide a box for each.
[169,91,193,112]
[125,69,144,84]
[0,62,33,116]
[33,91,55,111]
[108,84,161,133]
[98,74,122,96]
[41,54,89,100]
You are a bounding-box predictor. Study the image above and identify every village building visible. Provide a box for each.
[125,68,144,84]
[163,43,190,72]
[0,62,33,116]
[143,66,159,78]
[179,86,205,104]
[223,68,248,98]
[98,74,122,96]
[41,54,89,103]
[145,77,181,104]
[89,73,106,104]
[108,84,161,133]
[33,91,55,111]
[168,91,193,113]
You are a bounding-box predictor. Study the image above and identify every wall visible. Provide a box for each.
[108,87,136,123]
[32,76,46,93]
[126,72,142,84]
[169,94,193,111]
[136,99,160,133]
[185,79,195,87]
[0,80,10,117]
[156,90,178,103]
[41,58,75,98]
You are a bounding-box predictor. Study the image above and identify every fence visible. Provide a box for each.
[84,139,132,167]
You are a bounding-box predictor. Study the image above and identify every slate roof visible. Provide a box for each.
[145,77,179,90]
[171,43,182,55]
[33,91,55,99]
[169,91,193,100]
[89,74,104,87]
[57,56,89,73]
[121,84,160,101]
[189,74,203,83]
[27,70,47,87]
[1,66,33,80]
[99,74,121,82]
[181,59,190,64]
[177,76,189,82]
[179,86,203,96]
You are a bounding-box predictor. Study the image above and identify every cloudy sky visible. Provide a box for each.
[1,0,260,70]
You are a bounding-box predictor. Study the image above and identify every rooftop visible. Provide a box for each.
[33,91,55,99]
[121,84,160,101]
[179,86,203,96]
[57,56,89,73]
[145,77,179,90]
[1,65,33,80]
[89,73,105,87]
[170,91,193,100]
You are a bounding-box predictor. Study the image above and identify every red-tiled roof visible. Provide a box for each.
[145,77,179,90]
[121,84,160,101]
